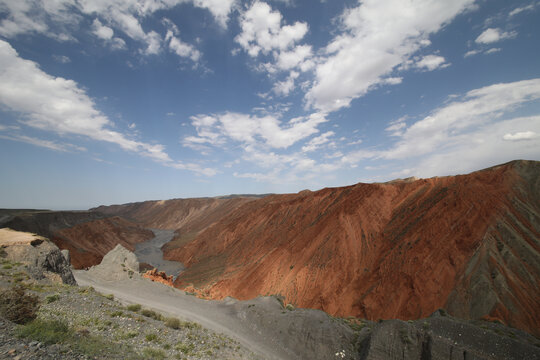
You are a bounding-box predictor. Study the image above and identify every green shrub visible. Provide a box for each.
[175,342,195,354]
[285,304,295,311]
[165,317,181,329]
[141,309,162,321]
[2,264,12,269]
[46,294,60,303]
[142,348,166,360]
[127,304,141,312]
[0,286,40,324]
[145,333,158,342]
[110,311,124,317]
[103,294,114,301]
[17,319,70,345]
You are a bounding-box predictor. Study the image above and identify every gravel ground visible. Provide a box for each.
[0,259,256,360]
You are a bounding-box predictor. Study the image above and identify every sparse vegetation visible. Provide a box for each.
[165,317,181,329]
[103,293,114,300]
[109,310,124,317]
[126,303,141,312]
[46,294,60,303]
[145,333,158,342]
[0,285,40,324]
[141,308,163,321]
[142,347,166,359]
[17,318,70,345]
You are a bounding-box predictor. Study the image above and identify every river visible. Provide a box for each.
[134,229,184,279]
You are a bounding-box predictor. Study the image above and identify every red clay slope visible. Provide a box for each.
[93,197,258,252]
[52,217,154,269]
[167,160,540,335]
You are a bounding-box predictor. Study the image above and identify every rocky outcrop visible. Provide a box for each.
[142,268,174,286]
[356,312,540,360]
[0,228,76,285]
[167,160,540,336]
[86,244,139,281]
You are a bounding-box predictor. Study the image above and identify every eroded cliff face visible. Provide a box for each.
[167,160,540,335]
[92,197,259,252]
[52,217,154,269]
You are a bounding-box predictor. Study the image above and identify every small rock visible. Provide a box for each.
[7,349,16,355]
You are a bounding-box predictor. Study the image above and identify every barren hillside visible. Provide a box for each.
[166,160,540,336]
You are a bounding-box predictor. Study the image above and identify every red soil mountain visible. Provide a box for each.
[52,217,154,269]
[166,160,540,336]
[93,197,258,251]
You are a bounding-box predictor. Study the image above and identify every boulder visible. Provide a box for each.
[86,244,139,281]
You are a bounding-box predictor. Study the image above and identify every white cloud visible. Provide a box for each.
[415,54,449,71]
[0,0,76,38]
[464,49,480,57]
[275,44,312,71]
[235,0,312,81]
[185,111,328,149]
[475,28,517,44]
[0,134,86,152]
[53,55,71,63]
[305,0,476,112]
[193,0,236,28]
[273,71,299,96]
[165,30,201,62]
[302,131,334,152]
[485,47,501,54]
[235,1,308,56]
[92,18,126,50]
[0,39,213,176]
[92,18,114,40]
[382,79,540,159]
[509,4,536,17]
[503,131,538,141]
[0,0,236,55]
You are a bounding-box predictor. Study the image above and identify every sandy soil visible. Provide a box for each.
[0,228,44,245]
[73,271,291,360]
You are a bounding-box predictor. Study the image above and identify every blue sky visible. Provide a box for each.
[0,0,539,209]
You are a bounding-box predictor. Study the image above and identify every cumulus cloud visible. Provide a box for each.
[235,1,312,93]
[415,54,449,71]
[273,71,299,96]
[503,131,538,141]
[235,1,308,56]
[92,18,126,50]
[475,28,517,44]
[301,131,334,152]
[305,0,476,112]
[0,39,214,176]
[185,111,327,149]
[163,19,201,62]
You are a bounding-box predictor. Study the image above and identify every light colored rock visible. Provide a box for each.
[86,244,140,281]
[61,249,70,264]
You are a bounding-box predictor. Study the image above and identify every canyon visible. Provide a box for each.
[1,160,539,340]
